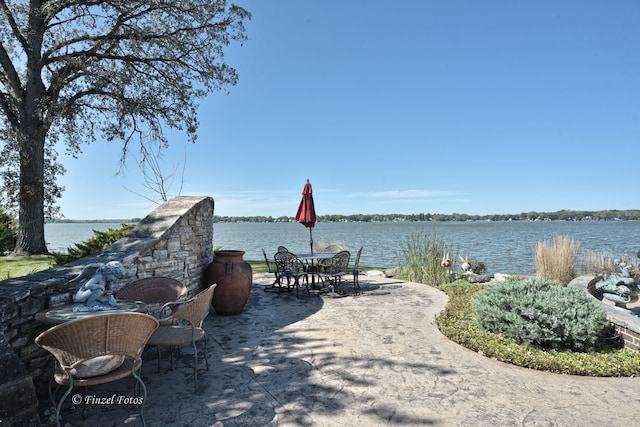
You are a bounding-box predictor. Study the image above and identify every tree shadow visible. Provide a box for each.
[50,276,450,426]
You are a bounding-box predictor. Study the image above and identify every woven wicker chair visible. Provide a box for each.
[115,277,188,318]
[35,312,159,427]
[146,284,216,393]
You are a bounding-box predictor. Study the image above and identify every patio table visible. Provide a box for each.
[36,301,147,325]
[295,252,337,288]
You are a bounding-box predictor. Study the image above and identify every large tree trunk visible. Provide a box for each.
[11,14,49,256]
[11,127,48,256]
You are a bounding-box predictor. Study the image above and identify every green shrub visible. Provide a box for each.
[52,224,136,266]
[0,210,17,254]
[471,277,610,352]
[398,231,455,287]
[439,278,476,293]
[469,259,486,274]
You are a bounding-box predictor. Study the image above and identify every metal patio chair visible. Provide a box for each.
[262,248,285,291]
[318,250,351,295]
[273,251,309,296]
[346,247,363,294]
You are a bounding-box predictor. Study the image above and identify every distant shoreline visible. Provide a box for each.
[46,219,140,224]
[214,209,640,223]
[47,208,640,223]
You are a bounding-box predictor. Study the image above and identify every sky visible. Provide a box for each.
[56,1,640,220]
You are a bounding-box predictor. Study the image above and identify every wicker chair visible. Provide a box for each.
[318,250,351,295]
[146,284,216,393]
[115,277,188,318]
[35,312,159,427]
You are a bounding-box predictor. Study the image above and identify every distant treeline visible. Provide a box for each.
[46,219,142,223]
[214,209,640,223]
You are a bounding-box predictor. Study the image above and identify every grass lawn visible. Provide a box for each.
[0,255,56,280]
[0,257,265,280]
[0,257,381,280]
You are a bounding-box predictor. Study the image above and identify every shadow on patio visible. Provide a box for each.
[38,274,448,426]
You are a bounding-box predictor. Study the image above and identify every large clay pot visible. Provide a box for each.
[205,250,253,315]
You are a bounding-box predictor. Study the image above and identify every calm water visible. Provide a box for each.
[45,222,133,254]
[46,221,640,274]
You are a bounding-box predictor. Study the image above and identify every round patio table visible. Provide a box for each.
[36,301,147,325]
[295,252,337,287]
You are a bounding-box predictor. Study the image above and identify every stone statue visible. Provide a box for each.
[594,260,640,313]
[70,261,125,312]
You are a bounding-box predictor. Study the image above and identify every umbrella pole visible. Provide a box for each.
[309,228,314,254]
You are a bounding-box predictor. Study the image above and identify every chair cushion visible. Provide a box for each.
[70,354,126,378]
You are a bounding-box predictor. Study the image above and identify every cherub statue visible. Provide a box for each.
[71,261,125,311]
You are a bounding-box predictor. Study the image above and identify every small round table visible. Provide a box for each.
[36,302,147,325]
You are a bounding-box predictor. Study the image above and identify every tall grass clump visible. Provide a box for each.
[582,250,617,277]
[534,235,580,284]
[398,231,455,286]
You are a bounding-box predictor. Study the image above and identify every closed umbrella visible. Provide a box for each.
[295,179,316,254]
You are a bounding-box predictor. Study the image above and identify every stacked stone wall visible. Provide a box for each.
[0,195,214,426]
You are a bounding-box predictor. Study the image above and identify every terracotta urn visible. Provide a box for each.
[204,250,253,315]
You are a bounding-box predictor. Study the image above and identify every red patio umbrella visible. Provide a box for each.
[295,179,317,254]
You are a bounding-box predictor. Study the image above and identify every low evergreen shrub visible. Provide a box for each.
[471,277,610,352]
[52,224,136,266]
[439,278,477,293]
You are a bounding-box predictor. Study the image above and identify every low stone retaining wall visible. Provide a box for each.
[0,195,214,426]
[569,275,640,353]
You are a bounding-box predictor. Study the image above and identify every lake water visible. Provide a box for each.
[46,220,640,274]
[45,222,134,254]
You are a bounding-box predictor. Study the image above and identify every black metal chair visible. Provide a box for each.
[262,248,284,290]
[318,250,351,295]
[273,251,308,296]
[346,247,363,294]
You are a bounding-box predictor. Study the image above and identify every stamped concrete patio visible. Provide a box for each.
[47,273,639,426]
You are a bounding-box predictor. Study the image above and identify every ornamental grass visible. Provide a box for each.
[534,235,580,284]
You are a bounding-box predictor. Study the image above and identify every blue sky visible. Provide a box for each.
[57,1,639,219]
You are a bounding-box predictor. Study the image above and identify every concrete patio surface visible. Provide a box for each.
[46,273,640,426]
